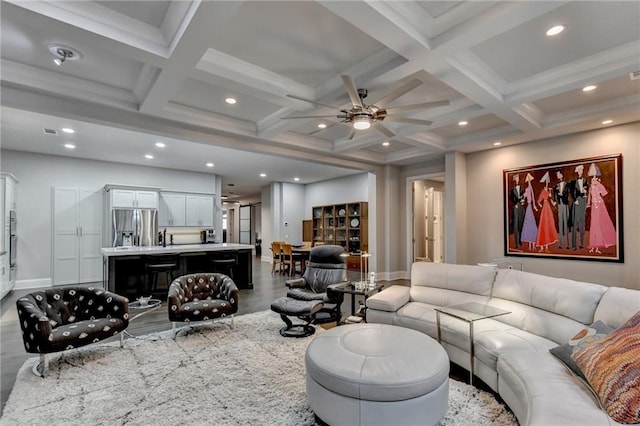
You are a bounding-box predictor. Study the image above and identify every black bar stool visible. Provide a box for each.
[210,252,237,280]
[144,255,180,295]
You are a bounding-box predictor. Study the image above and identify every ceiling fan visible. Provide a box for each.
[282,75,449,139]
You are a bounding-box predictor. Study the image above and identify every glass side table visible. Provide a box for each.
[434,302,511,385]
[125,298,162,340]
[332,282,384,324]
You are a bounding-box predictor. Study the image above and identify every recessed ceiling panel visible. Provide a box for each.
[533,75,640,115]
[173,78,282,122]
[430,114,508,139]
[95,1,171,27]
[0,2,143,91]
[211,1,392,87]
[472,2,640,82]
[417,1,463,18]
[367,140,414,154]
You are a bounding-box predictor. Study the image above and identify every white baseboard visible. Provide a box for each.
[14,278,52,290]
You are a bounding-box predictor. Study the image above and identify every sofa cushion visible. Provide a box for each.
[594,287,640,328]
[410,262,495,306]
[572,311,640,424]
[366,285,410,312]
[492,269,607,325]
[549,320,614,379]
[487,298,591,344]
[498,351,617,426]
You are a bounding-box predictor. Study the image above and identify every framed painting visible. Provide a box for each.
[503,153,623,262]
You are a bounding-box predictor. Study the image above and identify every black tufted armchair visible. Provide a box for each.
[167,273,239,338]
[16,287,129,377]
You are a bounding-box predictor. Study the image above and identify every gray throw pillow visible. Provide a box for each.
[549,320,613,379]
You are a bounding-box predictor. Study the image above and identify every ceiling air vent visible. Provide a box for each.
[630,71,640,80]
[43,128,58,135]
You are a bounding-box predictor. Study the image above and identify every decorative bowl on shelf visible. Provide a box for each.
[350,218,359,227]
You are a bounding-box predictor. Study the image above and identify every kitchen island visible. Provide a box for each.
[102,243,254,298]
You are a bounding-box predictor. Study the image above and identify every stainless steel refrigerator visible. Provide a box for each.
[111,208,158,247]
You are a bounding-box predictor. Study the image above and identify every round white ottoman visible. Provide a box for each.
[305,323,449,426]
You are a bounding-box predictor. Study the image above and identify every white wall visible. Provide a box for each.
[464,123,639,288]
[1,150,218,285]
[304,173,370,214]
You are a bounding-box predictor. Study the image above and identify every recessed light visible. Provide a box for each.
[63,143,76,149]
[602,119,613,125]
[206,162,214,168]
[582,85,597,92]
[145,154,154,159]
[61,128,75,134]
[155,142,166,148]
[225,97,237,104]
[260,173,267,178]
[458,121,468,126]
[546,25,565,37]
[493,141,502,146]
[294,177,300,182]
[318,123,327,129]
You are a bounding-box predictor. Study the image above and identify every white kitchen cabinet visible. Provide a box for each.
[53,187,103,285]
[186,195,214,227]
[0,254,9,300]
[111,189,158,209]
[159,192,186,227]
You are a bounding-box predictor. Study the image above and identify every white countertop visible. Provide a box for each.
[102,243,254,257]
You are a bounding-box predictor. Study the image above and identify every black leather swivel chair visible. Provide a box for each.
[270,245,348,337]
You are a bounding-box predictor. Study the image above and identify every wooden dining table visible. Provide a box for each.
[291,246,312,275]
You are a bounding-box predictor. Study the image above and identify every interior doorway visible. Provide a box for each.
[412,179,444,263]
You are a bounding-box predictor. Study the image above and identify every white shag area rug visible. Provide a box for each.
[2,311,518,426]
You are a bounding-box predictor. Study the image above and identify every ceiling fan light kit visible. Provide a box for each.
[353,115,371,130]
[283,74,449,139]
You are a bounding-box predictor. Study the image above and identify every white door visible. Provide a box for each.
[79,189,103,283]
[432,189,444,263]
[53,187,80,285]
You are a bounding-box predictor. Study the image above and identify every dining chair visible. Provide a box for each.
[281,243,304,277]
[271,241,283,273]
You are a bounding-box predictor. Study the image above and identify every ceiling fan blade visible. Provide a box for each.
[372,121,395,138]
[385,116,433,126]
[341,75,364,109]
[385,100,449,114]
[286,94,341,110]
[281,115,338,119]
[375,79,422,108]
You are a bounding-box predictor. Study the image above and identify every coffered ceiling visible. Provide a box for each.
[1,1,639,199]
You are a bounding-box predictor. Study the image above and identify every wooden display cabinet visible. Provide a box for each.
[311,202,368,270]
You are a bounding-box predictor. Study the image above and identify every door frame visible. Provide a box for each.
[405,173,445,274]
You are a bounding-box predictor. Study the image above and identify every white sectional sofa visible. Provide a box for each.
[366,262,640,426]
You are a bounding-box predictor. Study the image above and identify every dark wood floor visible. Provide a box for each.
[0,256,392,414]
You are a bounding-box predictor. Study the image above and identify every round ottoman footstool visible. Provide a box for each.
[305,324,449,426]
